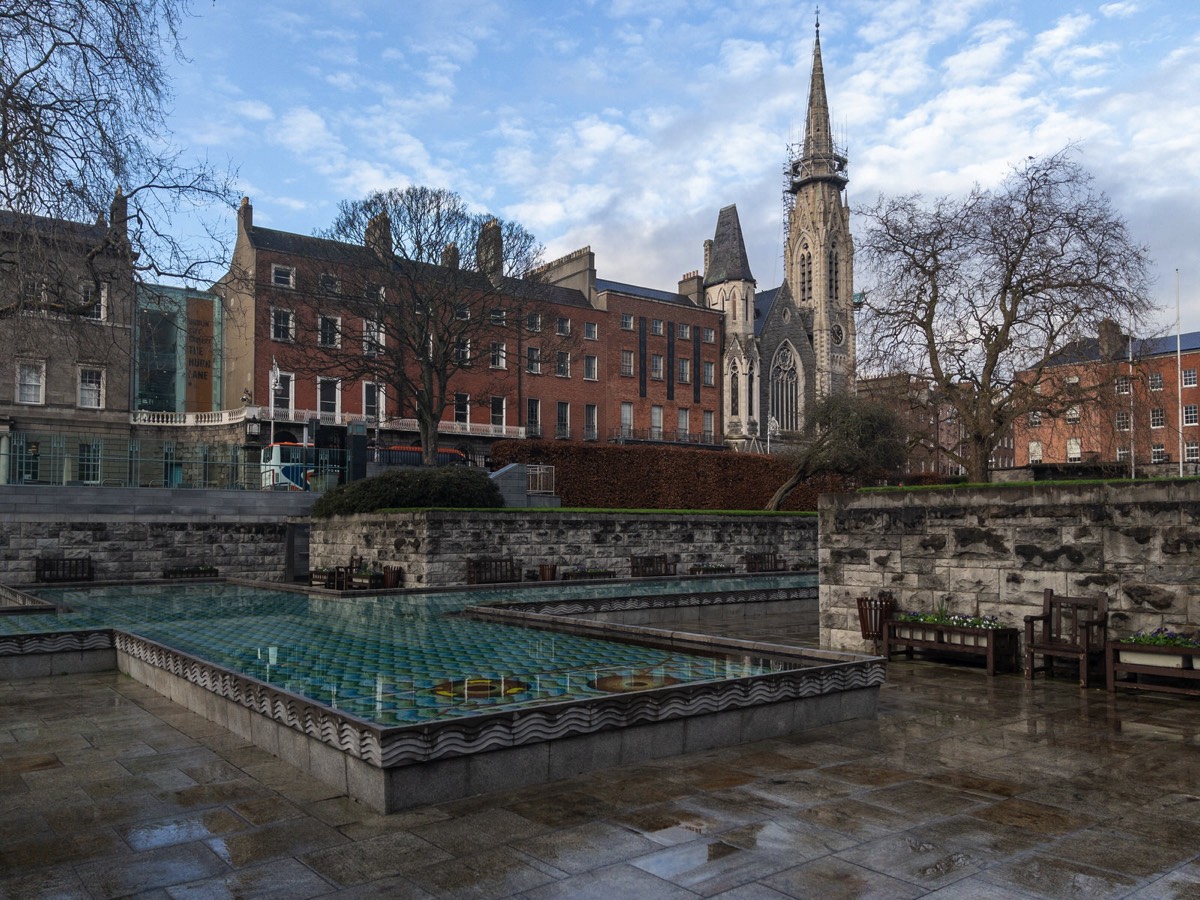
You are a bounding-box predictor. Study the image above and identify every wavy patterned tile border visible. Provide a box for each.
[0,629,113,654]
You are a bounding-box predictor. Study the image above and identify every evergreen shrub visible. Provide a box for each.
[311,467,503,517]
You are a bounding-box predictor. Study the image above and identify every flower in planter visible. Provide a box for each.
[892,610,1005,629]
[1124,627,1200,648]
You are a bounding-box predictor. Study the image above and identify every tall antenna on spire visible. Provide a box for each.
[816,6,820,36]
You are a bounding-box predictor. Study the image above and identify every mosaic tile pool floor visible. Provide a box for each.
[11,582,806,727]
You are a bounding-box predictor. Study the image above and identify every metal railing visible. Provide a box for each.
[610,427,723,446]
[528,464,555,494]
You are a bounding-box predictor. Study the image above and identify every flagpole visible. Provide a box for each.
[1177,269,1184,478]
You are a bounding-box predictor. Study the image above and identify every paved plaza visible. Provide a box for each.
[3,628,1200,897]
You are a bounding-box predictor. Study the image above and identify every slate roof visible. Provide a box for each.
[703,205,755,287]
[596,278,697,307]
[1047,330,1200,366]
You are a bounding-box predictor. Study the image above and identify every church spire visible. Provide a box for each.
[789,16,847,193]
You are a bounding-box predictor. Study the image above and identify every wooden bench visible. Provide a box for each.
[630,554,676,577]
[35,556,94,583]
[1025,588,1108,688]
[884,620,1021,676]
[745,551,787,573]
[467,558,519,585]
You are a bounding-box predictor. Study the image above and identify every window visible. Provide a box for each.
[454,304,470,321]
[527,398,541,436]
[271,265,295,288]
[363,319,383,356]
[1186,368,1198,388]
[317,377,340,416]
[557,316,571,336]
[650,319,664,336]
[650,405,663,440]
[490,308,506,326]
[1149,372,1164,391]
[318,316,340,348]
[1116,411,1130,431]
[527,346,541,374]
[490,342,507,369]
[620,402,633,437]
[364,282,384,302]
[703,327,715,344]
[271,308,295,342]
[1066,438,1082,463]
[650,354,664,380]
[620,313,634,331]
[363,382,382,421]
[584,355,598,380]
[584,404,598,440]
[80,282,108,321]
[677,407,690,435]
[677,323,691,340]
[703,410,715,441]
[78,367,104,409]
[491,396,506,428]
[556,350,571,377]
[1028,441,1043,464]
[1152,443,1167,464]
[78,443,101,485]
[272,371,294,415]
[454,393,469,424]
[16,360,45,405]
[456,337,471,365]
[703,361,715,386]
[678,358,691,384]
[1187,441,1200,463]
[1151,407,1165,429]
[584,322,598,340]
[526,312,542,333]
[1117,446,1131,463]
[1027,410,1041,427]
[1187,404,1199,426]
[1115,376,1130,394]
[319,273,341,294]
[17,440,40,482]
[556,401,570,439]
[620,350,635,377]
[1065,405,1080,424]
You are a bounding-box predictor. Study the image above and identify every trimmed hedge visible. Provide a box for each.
[489,440,851,511]
[312,467,503,517]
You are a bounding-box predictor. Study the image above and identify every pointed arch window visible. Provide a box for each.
[746,362,755,418]
[770,344,800,431]
[729,360,739,416]
[800,244,813,303]
[827,240,839,304]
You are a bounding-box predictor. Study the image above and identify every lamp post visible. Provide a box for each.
[269,357,280,446]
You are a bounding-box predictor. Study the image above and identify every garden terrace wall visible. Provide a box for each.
[311,509,817,588]
[819,480,1200,652]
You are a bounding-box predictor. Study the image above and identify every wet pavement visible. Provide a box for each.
[3,627,1200,897]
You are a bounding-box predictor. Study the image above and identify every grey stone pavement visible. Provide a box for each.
[3,611,1200,898]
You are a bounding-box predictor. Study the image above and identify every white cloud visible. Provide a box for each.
[1100,2,1139,18]
[234,100,274,122]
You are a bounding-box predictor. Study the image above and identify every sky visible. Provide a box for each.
[167,0,1200,333]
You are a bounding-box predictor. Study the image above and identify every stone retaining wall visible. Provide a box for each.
[819,480,1200,652]
[311,510,817,588]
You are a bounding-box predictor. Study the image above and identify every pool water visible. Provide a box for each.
[14,583,801,727]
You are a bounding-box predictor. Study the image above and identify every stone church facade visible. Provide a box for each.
[705,24,856,451]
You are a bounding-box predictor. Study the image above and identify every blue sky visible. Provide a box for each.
[169,0,1200,331]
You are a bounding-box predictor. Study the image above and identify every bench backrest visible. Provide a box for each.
[1038,588,1107,646]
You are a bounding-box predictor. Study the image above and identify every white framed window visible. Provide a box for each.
[271,308,295,342]
[556,350,571,377]
[678,323,691,340]
[1115,376,1130,395]
[527,398,541,436]
[454,393,469,423]
[364,282,385,302]
[620,350,635,377]
[1066,438,1082,463]
[678,358,691,384]
[16,360,45,405]
[1186,368,1198,388]
[271,265,295,288]
[584,322,598,340]
[526,312,542,333]
[1065,405,1080,424]
[1187,404,1199,427]
[678,407,690,435]
[78,442,101,485]
[491,396,506,428]
[273,372,294,416]
[1028,441,1043,464]
[1028,410,1041,427]
[584,404,598,440]
[490,308,506,326]
[703,409,714,441]
[1149,372,1163,391]
[620,401,634,436]
[78,367,104,409]
[455,304,470,321]
[557,316,571,336]
[80,282,108,321]
[650,354,664,380]
[703,327,716,343]
[317,377,340,417]
[318,316,341,348]
[527,346,541,374]
[584,355,598,380]
[620,313,634,331]
[1117,446,1130,463]
[490,342,507,369]
[650,319,663,336]
[456,337,471,365]
[650,405,663,439]
[363,382,383,421]
[1116,411,1130,431]
[1187,441,1200,463]
[556,401,570,439]
[319,273,341,294]
[1151,407,1165,429]
[703,361,715,387]
[363,319,384,356]
[1152,443,1167,463]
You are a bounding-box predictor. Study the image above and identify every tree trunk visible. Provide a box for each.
[765,467,806,511]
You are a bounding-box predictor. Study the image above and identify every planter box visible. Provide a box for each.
[1108,642,1200,696]
[884,621,1020,676]
[561,570,617,581]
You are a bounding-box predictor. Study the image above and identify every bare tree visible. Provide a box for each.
[856,148,1155,481]
[311,186,559,464]
[0,0,235,302]
[765,393,906,510]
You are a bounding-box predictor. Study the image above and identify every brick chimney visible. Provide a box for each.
[1098,318,1125,360]
[476,218,503,284]
[442,242,460,269]
[237,196,252,236]
[364,210,391,260]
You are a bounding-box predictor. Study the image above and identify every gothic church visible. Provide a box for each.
[705,23,855,450]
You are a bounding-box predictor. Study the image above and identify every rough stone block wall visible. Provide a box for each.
[820,481,1200,652]
[311,510,817,588]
